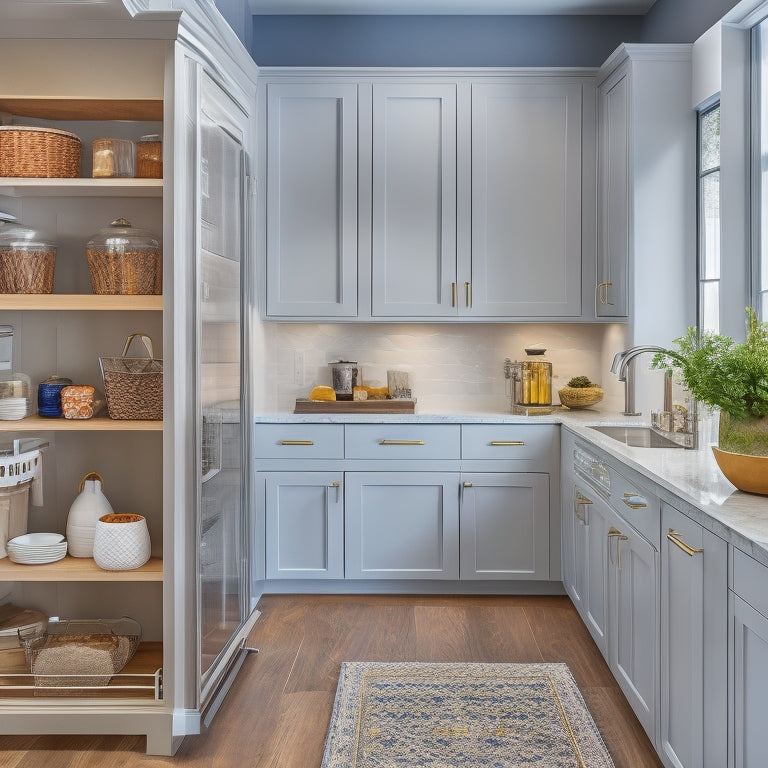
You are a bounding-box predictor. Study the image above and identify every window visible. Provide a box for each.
[757,20,768,320]
[698,104,721,333]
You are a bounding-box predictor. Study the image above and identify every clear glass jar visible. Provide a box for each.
[0,217,56,294]
[91,137,135,178]
[517,349,553,407]
[136,134,162,179]
[86,218,162,295]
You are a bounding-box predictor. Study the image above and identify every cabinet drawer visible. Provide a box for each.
[732,548,768,618]
[254,424,344,459]
[609,466,660,548]
[461,424,554,462]
[345,424,460,460]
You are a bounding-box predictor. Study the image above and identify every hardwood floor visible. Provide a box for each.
[0,594,663,768]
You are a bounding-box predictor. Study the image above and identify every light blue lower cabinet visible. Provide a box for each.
[263,471,345,579]
[344,472,460,579]
[459,472,549,580]
[730,550,768,768]
[607,505,659,745]
[660,503,727,768]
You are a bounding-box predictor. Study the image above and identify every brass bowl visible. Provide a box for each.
[558,386,604,410]
[712,446,768,496]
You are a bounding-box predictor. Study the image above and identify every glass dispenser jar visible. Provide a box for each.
[510,348,553,408]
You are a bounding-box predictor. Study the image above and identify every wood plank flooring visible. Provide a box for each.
[0,594,663,768]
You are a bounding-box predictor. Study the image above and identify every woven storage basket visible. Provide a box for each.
[0,126,81,178]
[558,386,604,409]
[100,333,162,420]
[0,250,55,293]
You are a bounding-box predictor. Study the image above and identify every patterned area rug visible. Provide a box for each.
[321,661,615,768]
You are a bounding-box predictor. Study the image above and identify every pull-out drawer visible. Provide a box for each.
[732,548,768,618]
[254,423,344,459]
[345,424,461,460]
[461,424,555,462]
[608,465,660,548]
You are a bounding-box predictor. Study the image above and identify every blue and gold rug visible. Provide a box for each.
[321,661,615,767]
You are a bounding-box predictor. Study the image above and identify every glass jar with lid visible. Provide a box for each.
[514,348,553,407]
[85,217,162,295]
[0,214,56,294]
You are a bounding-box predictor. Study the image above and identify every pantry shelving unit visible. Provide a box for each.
[0,0,260,755]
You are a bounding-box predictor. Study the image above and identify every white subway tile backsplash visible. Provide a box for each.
[258,322,628,414]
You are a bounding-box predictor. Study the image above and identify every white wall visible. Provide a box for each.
[259,322,631,415]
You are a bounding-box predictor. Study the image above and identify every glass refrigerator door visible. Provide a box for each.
[197,76,250,702]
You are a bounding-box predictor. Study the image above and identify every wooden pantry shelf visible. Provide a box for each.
[0,556,163,582]
[0,178,163,198]
[0,641,162,700]
[0,294,163,311]
[0,415,162,432]
[0,97,163,122]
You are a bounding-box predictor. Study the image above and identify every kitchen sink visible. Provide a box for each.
[588,425,687,449]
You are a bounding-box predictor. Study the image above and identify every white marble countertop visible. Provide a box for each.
[254,406,768,565]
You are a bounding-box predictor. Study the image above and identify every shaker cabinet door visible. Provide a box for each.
[470,81,583,317]
[265,82,358,317]
[371,83,457,317]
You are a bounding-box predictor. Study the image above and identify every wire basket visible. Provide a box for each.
[99,333,162,420]
[0,126,81,178]
[19,616,141,689]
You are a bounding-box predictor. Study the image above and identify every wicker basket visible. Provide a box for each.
[0,249,55,293]
[558,386,604,409]
[0,126,81,178]
[100,333,162,421]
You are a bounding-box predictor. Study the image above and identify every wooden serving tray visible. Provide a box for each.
[294,399,416,414]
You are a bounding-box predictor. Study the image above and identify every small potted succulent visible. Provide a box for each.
[651,307,768,494]
[558,375,604,410]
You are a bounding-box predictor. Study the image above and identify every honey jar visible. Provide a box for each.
[136,134,162,179]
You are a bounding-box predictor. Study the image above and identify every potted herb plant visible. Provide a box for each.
[651,307,768,494]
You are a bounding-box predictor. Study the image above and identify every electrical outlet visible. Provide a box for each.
[293,352,305,387]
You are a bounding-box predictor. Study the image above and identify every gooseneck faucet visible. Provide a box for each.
[610,345,668,416]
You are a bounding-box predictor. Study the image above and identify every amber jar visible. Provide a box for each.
[136,134,162,179]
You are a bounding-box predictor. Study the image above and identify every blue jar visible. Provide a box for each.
[38,375,73,417]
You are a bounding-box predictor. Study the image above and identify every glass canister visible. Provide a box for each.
[518,348,553,407]
[92,138,135,178]
[0,216,56,294]
[85,217,162,295]
[136,134,162,179]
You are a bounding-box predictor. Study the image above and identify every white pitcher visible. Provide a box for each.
[66,472,114,558]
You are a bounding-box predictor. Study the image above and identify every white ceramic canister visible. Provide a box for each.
[65,472,114,558]
[93,513,151,571]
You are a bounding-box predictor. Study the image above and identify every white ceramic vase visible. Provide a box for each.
[92,513,151,571]
[66,472,114,558]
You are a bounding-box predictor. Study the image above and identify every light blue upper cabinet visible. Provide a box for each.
[371,83,458,317]
[469,80,583,318]
[264,81,359,317]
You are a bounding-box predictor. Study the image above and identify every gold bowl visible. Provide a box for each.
[712,446,768,496]
[558,386,604,410]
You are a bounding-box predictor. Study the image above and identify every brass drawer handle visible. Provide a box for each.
[622,493,647,509]
[575,492,593,506]
[451,282,457,307]
[379,439,425,446]
[280,440,314,446]
[597,280,614,305]
[464,281,472,309]
[667,529,703,556]
[489,440,525,446]
[607,526,628,540]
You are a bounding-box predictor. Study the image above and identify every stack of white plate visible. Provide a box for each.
[0,397,29,420]
[6,533,67,564]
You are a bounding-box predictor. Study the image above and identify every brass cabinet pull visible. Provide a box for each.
[463,481,473,488]
[451,282,457,307]
[667,529,703,556]
[281,440,314,446]
[329,480,341,503]
[379,439,425,446]
[622,493,647,509]
[608,525,628,568]
[575,492,593,506]
[489,440,525,446]
[464,281,472,309]
[596,280,614,306]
